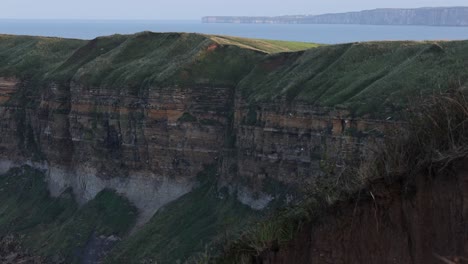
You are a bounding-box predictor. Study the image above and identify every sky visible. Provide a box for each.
[2,0,467,20]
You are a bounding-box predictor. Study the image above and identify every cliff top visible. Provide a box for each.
[0,32,318,88]
[1,32,468,116]
[239,40,468,116]
[206,35,320,53]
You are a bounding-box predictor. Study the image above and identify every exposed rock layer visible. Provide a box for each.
[256,163,468,264]
[1,34,468,223]
[0,75,383,220]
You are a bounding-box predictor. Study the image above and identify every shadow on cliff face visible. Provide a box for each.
[218,91,468,264]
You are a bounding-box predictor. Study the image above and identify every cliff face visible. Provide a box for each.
[0,33,261,223]
[2,33,468,262]
[203,7,468,26]
[1,34,468,221]
[256,162,468,264]
[306,7,468,26]
[221,97,389,208]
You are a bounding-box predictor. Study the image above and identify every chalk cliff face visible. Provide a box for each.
[1,33,468,225]
[305,7,468,26]
[203,7,468,26]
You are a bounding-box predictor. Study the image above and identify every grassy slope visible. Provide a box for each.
[106,166,257,264]
[0,167,138,263]
[239,41,468,116]
[68,32,265,91]
[208,35,321,53]
[2,33,468,117]
[0,32,317,90]
[0,34,85,79]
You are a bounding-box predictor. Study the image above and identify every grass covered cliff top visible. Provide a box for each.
[0,32,317,88]
[207,35,321,53]
[239,40,468,116]
[1,32,468,116]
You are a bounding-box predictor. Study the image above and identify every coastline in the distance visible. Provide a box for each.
[202,7,468,27]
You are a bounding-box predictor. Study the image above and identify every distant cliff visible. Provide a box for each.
[202,7,468,26]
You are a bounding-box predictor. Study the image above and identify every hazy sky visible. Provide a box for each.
[2,0,467,20]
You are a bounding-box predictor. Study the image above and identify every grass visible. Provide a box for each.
[56,32,265,91]
[2,33,468,117]
[106,165,258,264]
[0,166,138,263]
[218,198,323,264]
[0,34,84,80]
[0,32,266,97]
[0,32,317,98]
[239,41,468,117]
[208,35,321,53]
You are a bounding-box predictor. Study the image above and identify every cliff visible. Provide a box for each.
[1,32,468,262]
[202,7,468,26]
[250,163,468,264]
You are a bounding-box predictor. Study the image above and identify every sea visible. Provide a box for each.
[0,19,467,44]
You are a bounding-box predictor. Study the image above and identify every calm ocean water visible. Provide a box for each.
[0,19,467,44]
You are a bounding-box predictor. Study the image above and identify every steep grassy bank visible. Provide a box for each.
[0,35,85,80]
[0,32,316,89]
[3,33,468,118]
[0,165,259,263]
[239,41,468,116]
[107,165,258,264]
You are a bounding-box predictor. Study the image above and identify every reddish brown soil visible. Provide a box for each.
[256,162,468,264]
[207,44,219,52]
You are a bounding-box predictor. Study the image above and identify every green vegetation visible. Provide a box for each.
[0,32,318,101]
[208,35,321,53]
[239,41,468,116]
[219,200,321,264]
[57,32,265,90]
[106,165,258,264]
[0,34,84,80]
[2,33,467,117]
[0,32,266,95]
[0,166,138,263]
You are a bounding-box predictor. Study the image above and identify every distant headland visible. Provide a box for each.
[202,7,468,27]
